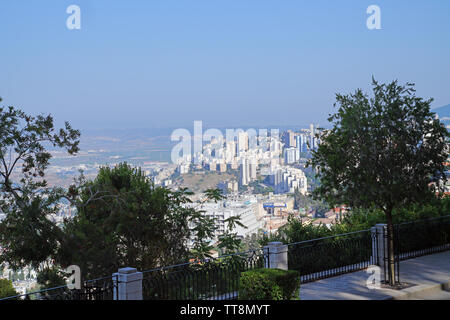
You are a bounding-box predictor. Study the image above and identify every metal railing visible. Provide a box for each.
[286,230,375,283]
[141,215,450,299]
[396,215,450,261]
[0,275,118,301]
[380,215,450,284]
[142,248,267,300]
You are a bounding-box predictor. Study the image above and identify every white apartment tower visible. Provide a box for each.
[239,158,250,186]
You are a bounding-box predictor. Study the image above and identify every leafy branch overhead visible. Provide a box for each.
[0,97,80,203]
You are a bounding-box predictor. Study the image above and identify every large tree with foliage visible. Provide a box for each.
[0,98,80,270]
[57,163,224,279]
[309,79,449,285]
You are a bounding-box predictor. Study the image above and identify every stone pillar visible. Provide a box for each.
[264,241,288,270]
[113,267,143,300]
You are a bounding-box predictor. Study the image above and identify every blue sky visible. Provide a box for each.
[1,0,449,131]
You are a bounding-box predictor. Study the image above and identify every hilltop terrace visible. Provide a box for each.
[2,215,449,301]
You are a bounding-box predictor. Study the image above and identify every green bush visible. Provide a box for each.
[239,268,300,300]
[0,278,18,299]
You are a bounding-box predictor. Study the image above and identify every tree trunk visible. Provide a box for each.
[385,210,396,286]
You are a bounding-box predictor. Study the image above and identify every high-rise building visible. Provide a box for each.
[189,196,263,241]
[269,166,308,194]
[238,132,249,155]
[176,164,190,174]
[250,161,257,180]
[310,123,315,137]
[239,158,250,186]
[218,162,227,173]
[225,140,236,163]
[282,130,297,148]
[284,147,299,164]
[230,161,239,170]
[289,130,296,148]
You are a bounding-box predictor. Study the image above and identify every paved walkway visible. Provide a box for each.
[300,250,450,300]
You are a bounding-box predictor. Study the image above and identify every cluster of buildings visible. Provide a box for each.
[282,124,320,164]
[187,191,343,247]
[217,180,239,193]
[169,124,321,194]
[173,129,284,188]
[174,125,325,248]
[148,162,177,186]
[161,125,324,249]
[188,193,297,243]
[269,166,308,195]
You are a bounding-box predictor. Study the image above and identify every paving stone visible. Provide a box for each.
[299,250,450,300]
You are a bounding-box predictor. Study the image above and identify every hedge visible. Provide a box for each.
[238,268,300,300]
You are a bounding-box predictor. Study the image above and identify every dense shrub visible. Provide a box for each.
[0,278,18,299]
[239,268,300,300]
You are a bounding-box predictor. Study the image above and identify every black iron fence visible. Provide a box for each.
[287,230,375,283]
[0,275,118,301]
[284,215,450,286]
[395,215,450,260]
[142,248,267,300]
[380,215,450,284]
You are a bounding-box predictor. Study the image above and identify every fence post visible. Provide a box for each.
[371,224,387,281]
[263,242,288,270]
[113,267,143,300]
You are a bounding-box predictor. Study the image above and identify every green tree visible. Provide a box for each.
[275,215,332,244]
[309,79,449,285]
[217,215,247,255]
[57,163,221,279]
[36,267,66,290]
[0,278,18,299]
[0,98,80,271]
[241,232,263,251]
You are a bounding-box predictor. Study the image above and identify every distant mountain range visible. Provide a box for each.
[433,104,450,119]
[433,104,450,129]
